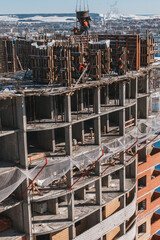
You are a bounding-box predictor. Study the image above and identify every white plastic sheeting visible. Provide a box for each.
[1,115,160,203]
[88,40,110,48]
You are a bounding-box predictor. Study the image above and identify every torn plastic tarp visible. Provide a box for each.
[1,116,160,202]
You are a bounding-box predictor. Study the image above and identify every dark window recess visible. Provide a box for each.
[138,176,146,190]
[138,199,146,211]
[75,220,81,227]
[138,222,146,236]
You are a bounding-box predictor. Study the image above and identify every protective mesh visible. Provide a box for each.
[1,116,160,202]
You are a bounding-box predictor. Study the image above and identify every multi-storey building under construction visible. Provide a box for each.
[0,33,160,240]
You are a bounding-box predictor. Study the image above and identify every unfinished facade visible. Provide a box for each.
[0,34,160,240]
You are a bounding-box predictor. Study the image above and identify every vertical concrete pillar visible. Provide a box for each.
[95,159,102,205]
[95,161,101,176]
[72,121,84,144]
[67,193,74,221]
[120,167,126,192]
[75,188,86,200]
[94,87,101,114]
[146,73,150,94]
[106,115,110,133]
[21,181,32,240]
[94,117,101,145]
[66,161,73,188]
[139,97,148,119]
[51,129,56,152]
[16,97,32,239]
[48,198,58,214]
[50,96,54,119]
[64,94,71,122]
[119,109,125,136]
[119,82,126,106]
[105,85,109,104]
[80,89,84,111]
[120,195,126,236]
[102,175,111,187]
[16,97,28,168]
[65,125,72,156]
[69,225,76,240]
[95,179,102,205]
[101,115,110,134]
[131,77,138,99]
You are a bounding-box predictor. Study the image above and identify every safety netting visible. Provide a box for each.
[1,114,160,203]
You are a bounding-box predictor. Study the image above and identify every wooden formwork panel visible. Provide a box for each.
[97,34,141,71]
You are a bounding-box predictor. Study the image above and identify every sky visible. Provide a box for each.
[0,0,160,15]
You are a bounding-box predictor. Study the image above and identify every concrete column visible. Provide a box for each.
[139,97,148,119]
[95,179,102,205]
[101,115,109,134]
[80,89,84,111]
[95,161,101,176]
[69,224,76,240]
[67,193,74,221]
[48,198,58,214]
[64,94,71,122]
[51,129,56,152]
[106,115,110,133]
[105,85,109,104]
[146,73,150,94]
[16,97,28,168]
[66,161,73,188]
[131,77,138,99]
[65,125,72,156]
[72,122,84,143]
[75,188,86,200]
[134,103,138,126]
[119,151,125,164]
[94,87,101,114]
[22,181,32,240]
[94,117,101,145]
[119,82,126,106]
[119,109,125,136]
[50,96,54,119]
[120,195,126,236]
[102,175,111,187]
[120,167,126,192]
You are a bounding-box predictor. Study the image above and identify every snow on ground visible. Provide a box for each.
[100,13,160,20]
[0,14,76,23]
[0,15,19,22]
[22,15,76,23]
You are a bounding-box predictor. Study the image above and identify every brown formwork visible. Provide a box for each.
[88,41,110,75]
[141,31,157,66]
[97,34,141,71]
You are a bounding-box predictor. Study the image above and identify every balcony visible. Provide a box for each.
[151,170,160,180]
[138,151,160,174]
[151,234,160,240]
[151,212,160,235]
